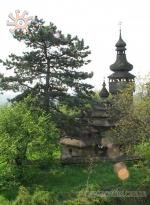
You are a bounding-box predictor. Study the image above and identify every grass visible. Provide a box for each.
[0,159,149,204]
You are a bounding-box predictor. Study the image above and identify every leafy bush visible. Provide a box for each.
[0,195,11,205]
[0,98,59,183]
[32,190,59,205]
[12,187,59,205]
[13,186,32,205]
[105,82,150,154]
[64,187,111,205]
[135,141,150,158]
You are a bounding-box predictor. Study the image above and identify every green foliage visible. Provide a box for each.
[106,114,143,147]
[12,186,59,205]
[134,141,150,165]
[133,142,150,190]
[0,99,59,167]
[108,84,134,122]
[105,81,150,153]
[0,17,94,135]
[13,186,32,205]
[56,101,92,136]
[32,189,59,205]
[64,186,111,205]
[0,17,93,109]
[0,162,149,204]
[0,196,11,205]
[133,94,150,142]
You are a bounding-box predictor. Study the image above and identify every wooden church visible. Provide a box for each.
[60,30,135,164]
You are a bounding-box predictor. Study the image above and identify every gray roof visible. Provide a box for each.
[108,71,135,79]
[110,30,134,76]
[110,55,133,72]
[115,30,126,51]
[99,81,109,98]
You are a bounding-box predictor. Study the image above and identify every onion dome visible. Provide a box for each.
[115,30,126,51]
[109,29,134,73]
[110,55,133,72]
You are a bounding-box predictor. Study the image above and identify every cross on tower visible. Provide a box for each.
[118,21,122,31]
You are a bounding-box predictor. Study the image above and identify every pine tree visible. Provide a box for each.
[0,18,93,107]
[0,17,93,134]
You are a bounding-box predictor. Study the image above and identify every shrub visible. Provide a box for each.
[13,186,32,205]
[0,100,59,167]
[64,187,111,205]
[32,190,59,205]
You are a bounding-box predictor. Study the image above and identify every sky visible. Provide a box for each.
[0,0,150,96]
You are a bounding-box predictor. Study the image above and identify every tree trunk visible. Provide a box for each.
[43,42,50,110]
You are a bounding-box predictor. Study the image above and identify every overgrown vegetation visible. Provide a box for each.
[0,17,94,136]
[0,17,149,204]
[106,83,150,154]
[0,83,149,204]
[0,160,149,204]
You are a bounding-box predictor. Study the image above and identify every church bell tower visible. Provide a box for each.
[108,30,135,95]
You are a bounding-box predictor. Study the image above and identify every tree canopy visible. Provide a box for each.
[0,17,93,111]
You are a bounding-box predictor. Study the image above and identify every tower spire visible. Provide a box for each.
[118,21,122,32]
[118,21,123,42]
[108,28,135,95]
[115,28,126,53]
